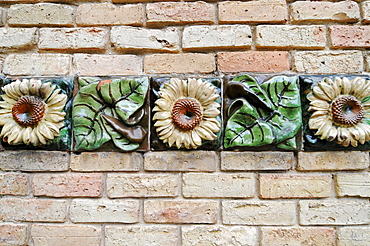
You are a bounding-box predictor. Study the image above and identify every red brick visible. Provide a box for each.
[0,224,27,246]
[0,172,28,196]
[330,25,370,48]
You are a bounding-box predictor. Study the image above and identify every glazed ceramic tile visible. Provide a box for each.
[151,77,222,150]
[0,77,73,150]
[301,75,370,151]
[72,77,149,152]
[224,74,302,151]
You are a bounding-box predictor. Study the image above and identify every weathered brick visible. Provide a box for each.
[39,28,108,51]
[299,200,370,225]
[293,51,363,74]
[336,173,370,197]
[222,201,296,225]
[261,227,335,246]
[366,52,370,72]
[144,200,218,224]
[77,3,142,26]
[0,151,69,171]
[144,151,217,171]
[182,225,258,246]
[183,25,252,50]
[0,224,27,246]
[337,227,370,246]
[290,1,360,23]
[221,151,293,171]
[111,26,180,52]
[183,173,255,198]
[0,198,66,222]
[31,225,100,246]
[0,172,28,196]
[8,3,74,27]
[105,226,179,246]
[32,173,103,197]
[107,174,178,198]
[259,174,331,199]
[330,25,370,48]
[144,53,215,74]
[3,54,71,76]
[0,28,37,51]
[217,51,290,73]
[0,8,5,26]
[146,2,215,26]
[73,54,142,76]
[70,199,139,223]
[71,152,142,171]
[256,25,326,49]
[298,151,369,171]
[363,1,370,23]
[219,1,287,24]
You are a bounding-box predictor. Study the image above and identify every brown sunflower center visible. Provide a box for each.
[172,98,203,131]
[12,96,46,127]
[331,95,364,127]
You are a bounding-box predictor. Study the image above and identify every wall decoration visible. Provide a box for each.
[151,77,222,150]
[72,77,149,152]
[0,77,73,150]
[224,74,302,150]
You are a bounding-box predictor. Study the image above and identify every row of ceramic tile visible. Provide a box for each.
[0,75,369,151]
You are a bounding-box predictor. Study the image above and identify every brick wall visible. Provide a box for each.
[0,0,370,245]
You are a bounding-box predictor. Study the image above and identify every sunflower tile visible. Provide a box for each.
[0,77,73,150]
[72,77,149,152]
[223,74,302,151]
[151,77,222,150]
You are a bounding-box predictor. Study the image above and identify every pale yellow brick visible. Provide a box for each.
[0,28,37,51]
[363,1,370,23]
[222,201,296,225]
[8,3,74,27]
[0,173,28,196]
[336,173,370,197]
[298,151,369,171]
[0,8,5,26]
[77,3,143,26]
[0,224,27,246]
[31,225,100,246]
[338,227,370,246]
[183,173,255,198]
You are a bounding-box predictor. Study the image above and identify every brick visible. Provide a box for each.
[32,173,103,197]
[0,28,37,51]
[71,152,142,171]
[217,51,290,73]
[182,225,258,246]
[3,54,71,76]
[219,1,287,24]
[0,224,27,246]
[183,25,252,50]
[31,225,100,246]
[222,201,296,225]
[293,51,363,74]
[105,226,179,246]
[144,151,217,171]
[0,8,5,26]
[337,227,370,246]
[77,3,142,26]
[111,26,180,52]
[336,173,370,197]
[298,151,369,171]
[261,227,335,246]
[299,200,370,225]
[256,25,326,49]
[221,151,293,171]
[0,172,28,196]
[39,28,108,51]
[259,174,331,199]
[363,1,370,23]
[0,151,69,171]
[290,1,360,23]
[70,199,139,223]
[330,25,370,48]
[144,200,218,224]
[146,2,215,26]
[74,54,142,76]
[366,52,370,72]
[107,174,178,198]
[144,53,215,74]
[183,173,255,198]
[8,3,74,27]
[0,198,66,222]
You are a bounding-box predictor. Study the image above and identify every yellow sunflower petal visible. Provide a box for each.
[349,127,361,141]
[153,111,171,121]
[154,118,172,127]
[28,79,42,96]
[195,80,212,102]
[310,110,328,118]
[1,95,17,106]
[175,134,184,149]
[154,98,170,112]
[183,132,192,149]
[0,120,18,137]
[191,130,202,147]
[22,127,32,145]
[158,124,174,138]
[43,120,62,135]
[312,85,331,102]
[358,123,370,142]
[308,115,328,130]
[356,80,370,101]
[309,99,330,111]
[38,122,54,140]
[19,80,30,95]
[201,94,220,108]
[338,127,350,143]
[350,137,358,147]
[354,126,366,144]
[203,107,220,118]
[324,78,340,98]
[44,112,65,123]
[168,128,179,147]
[204,117,221,128]
[40,82,56,100]
[200,120,220,133]
[0,114,13,125]
[315,120,332,138]
[6,124,23,145]
[341,77,352,95]
[326,126,338,142]
[188,78,201,98]
[34,125,47,145]
[318,81,335,101]
[196,125,217,141]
